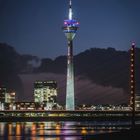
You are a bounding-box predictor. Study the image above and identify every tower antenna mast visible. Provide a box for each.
[69,0,73,20]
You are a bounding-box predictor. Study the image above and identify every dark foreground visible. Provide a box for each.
[85,126,140,140]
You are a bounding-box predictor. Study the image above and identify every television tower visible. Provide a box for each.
[62,0,79,110]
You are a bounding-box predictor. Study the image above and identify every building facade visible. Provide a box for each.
[0,87,6,110]
[0,87,16,110]
[34,81,57,110]
[135,95,140,111]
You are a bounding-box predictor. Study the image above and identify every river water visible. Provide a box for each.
[0,121,131,140]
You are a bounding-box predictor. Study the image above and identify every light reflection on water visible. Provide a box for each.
[0,121,131,140]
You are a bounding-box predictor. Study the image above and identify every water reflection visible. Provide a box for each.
[8,123,12,135]
[16,123,21,136]
[81,127,87,135]
[7,123,13,140]
[31,123,36,140]
[0,121,131,140]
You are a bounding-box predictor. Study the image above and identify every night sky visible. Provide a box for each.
[0,0,140,58]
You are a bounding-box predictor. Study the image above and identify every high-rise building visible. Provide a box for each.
[0,87,6,103]
[62,0,79,110]
[34,81,57,110]
[5,91,16,110]
[0,86,6,110]
[135,95,140,111]
[5,91,16,103]
[0,87,16,110]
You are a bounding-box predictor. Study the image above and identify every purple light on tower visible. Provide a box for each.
[62,0,79,110]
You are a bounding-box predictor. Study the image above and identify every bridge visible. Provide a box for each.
[0,110,140,122]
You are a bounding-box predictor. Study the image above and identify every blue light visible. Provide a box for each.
[63,19,79,27]
[63,30,77,33]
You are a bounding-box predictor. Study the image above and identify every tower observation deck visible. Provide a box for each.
[62,0,79,110]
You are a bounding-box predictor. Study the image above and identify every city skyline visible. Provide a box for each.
[0,0,140,105]
[0,1,140,138]
[0,0,140,58]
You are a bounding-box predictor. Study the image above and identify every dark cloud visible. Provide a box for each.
[20,73,129,105]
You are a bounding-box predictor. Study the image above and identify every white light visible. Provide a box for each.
[132,42,135,46]
[69,9,72,20]
[70,0,72,6]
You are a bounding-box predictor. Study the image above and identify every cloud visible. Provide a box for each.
[19,73,129,105]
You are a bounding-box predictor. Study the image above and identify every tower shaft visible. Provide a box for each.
[66,40,75,110]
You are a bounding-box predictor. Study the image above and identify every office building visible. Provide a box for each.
[34,81,57,110]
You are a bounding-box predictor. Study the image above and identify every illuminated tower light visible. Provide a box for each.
[69,0,72,20]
